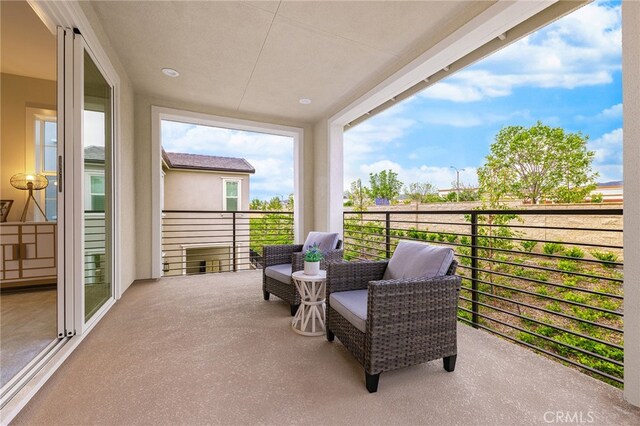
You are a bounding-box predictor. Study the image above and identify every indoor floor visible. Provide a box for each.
[0,289,56,387]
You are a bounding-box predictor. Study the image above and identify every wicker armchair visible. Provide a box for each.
[325,256,460,393]
[263,240,343,316]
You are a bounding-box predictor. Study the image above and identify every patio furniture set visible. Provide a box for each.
[263,232,461,393]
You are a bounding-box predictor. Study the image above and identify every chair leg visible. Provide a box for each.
[263,290,270,301]
[290,304,299,316]
[326,328,334,342]
[443,355,457,372]
[365,372,380,393]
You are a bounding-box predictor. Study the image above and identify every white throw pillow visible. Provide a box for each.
[382,240,454,280]
[302,232,339,252]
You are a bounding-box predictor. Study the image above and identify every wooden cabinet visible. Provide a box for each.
[0,222,56,290]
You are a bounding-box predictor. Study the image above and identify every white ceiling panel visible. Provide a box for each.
[89,1,496,122]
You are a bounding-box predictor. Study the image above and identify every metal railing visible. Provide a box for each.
[161,210,294,276]
[343,208,624,386]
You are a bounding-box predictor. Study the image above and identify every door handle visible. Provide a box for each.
[58,156,63,192]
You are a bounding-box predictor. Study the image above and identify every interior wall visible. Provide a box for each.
[79,1,136,294]
[0,73,56,222]
[134,94,314,280]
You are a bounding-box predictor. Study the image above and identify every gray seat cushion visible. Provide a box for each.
[330,290,368,333]
[303,231,340,252]
[383,240,454,280]
[264,263,292,284]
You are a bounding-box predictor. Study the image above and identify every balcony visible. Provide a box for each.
[13,268,640,424]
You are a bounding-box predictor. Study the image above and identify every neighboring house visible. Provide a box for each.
[591,181,623,203]
[160,150,256,276]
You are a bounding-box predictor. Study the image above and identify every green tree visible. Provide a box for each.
[266,196,284,211]
[445,183,479,202]
[481,122,597,204]
[249,198,265,210]
[369,169,403,202]
[348,179,371,212]
[405,182,438,205]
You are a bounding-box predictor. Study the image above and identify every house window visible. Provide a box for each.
[30,110,57,220]
[223,179,240,211]
[90,175,105,211]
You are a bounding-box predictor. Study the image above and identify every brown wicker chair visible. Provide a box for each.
[262,240,343,315]
[325,257,460,393]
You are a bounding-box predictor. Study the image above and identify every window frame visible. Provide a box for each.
[222,178,241,212]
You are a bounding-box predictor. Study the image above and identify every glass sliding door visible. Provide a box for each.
[79,44,113,323]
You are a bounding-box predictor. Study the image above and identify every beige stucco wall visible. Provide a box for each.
[79,1,137,294]
[163,169,250,211]
[134,94,314,280]
[622,0,640,407]
[0,73,56,222]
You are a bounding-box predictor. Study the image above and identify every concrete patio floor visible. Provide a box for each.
[13,270,640,425]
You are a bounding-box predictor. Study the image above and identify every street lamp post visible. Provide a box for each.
[450,166,465,202]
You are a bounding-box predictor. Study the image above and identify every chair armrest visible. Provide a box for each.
[367,275,461,329]
[263,244,303,268]
[326,260,388,294]
[292,249,344,272]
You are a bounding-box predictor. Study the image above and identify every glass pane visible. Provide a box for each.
[44,146,57,172]
[83,50,112,322]
[91,176,104,193]
[45,121,57,146]
[45,176,57,220]
[91,195,105,211]
[226,181,238,197]
[226,197,238,211]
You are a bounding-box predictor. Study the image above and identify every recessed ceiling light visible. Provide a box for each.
[299,98,311,105]
[162,68,180,77]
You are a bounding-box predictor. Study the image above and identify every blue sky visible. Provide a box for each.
[344,0,622,191]
[162,0,621,200]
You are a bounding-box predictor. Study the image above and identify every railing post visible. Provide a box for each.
[470,212,479,329]
[232,212,237,272]
[385,212,391,259]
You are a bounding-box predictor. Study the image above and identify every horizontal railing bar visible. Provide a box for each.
[163,210,293,215]
[455,266,622,316]
[458,282,623,333]
[346,226,623,251]
[350,215,623,234]
[456,313,623,384]
[458,295,623,350]
[345,208,623,216]
[345,235,623,269]
[457,302,622,366]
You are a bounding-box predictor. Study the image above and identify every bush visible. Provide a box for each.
[557,259,580,273]
[565,247,585,258]
[543,242,564,255]
[591,250,619,268]
[445,234,458,243]
[520,240,537,252]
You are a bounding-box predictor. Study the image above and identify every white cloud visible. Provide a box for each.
[597,103,623,120]
[349,160,478,192]
[588,127,622,164]
[421,109,530,128]
[344,105,416,158]
[422,1,621,103]
[161,120,294,199]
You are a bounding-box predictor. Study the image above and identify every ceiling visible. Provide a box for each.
[1,0,56,81]
[89,0,493,123]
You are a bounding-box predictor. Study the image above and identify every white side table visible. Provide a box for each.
[291,270,327,336]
